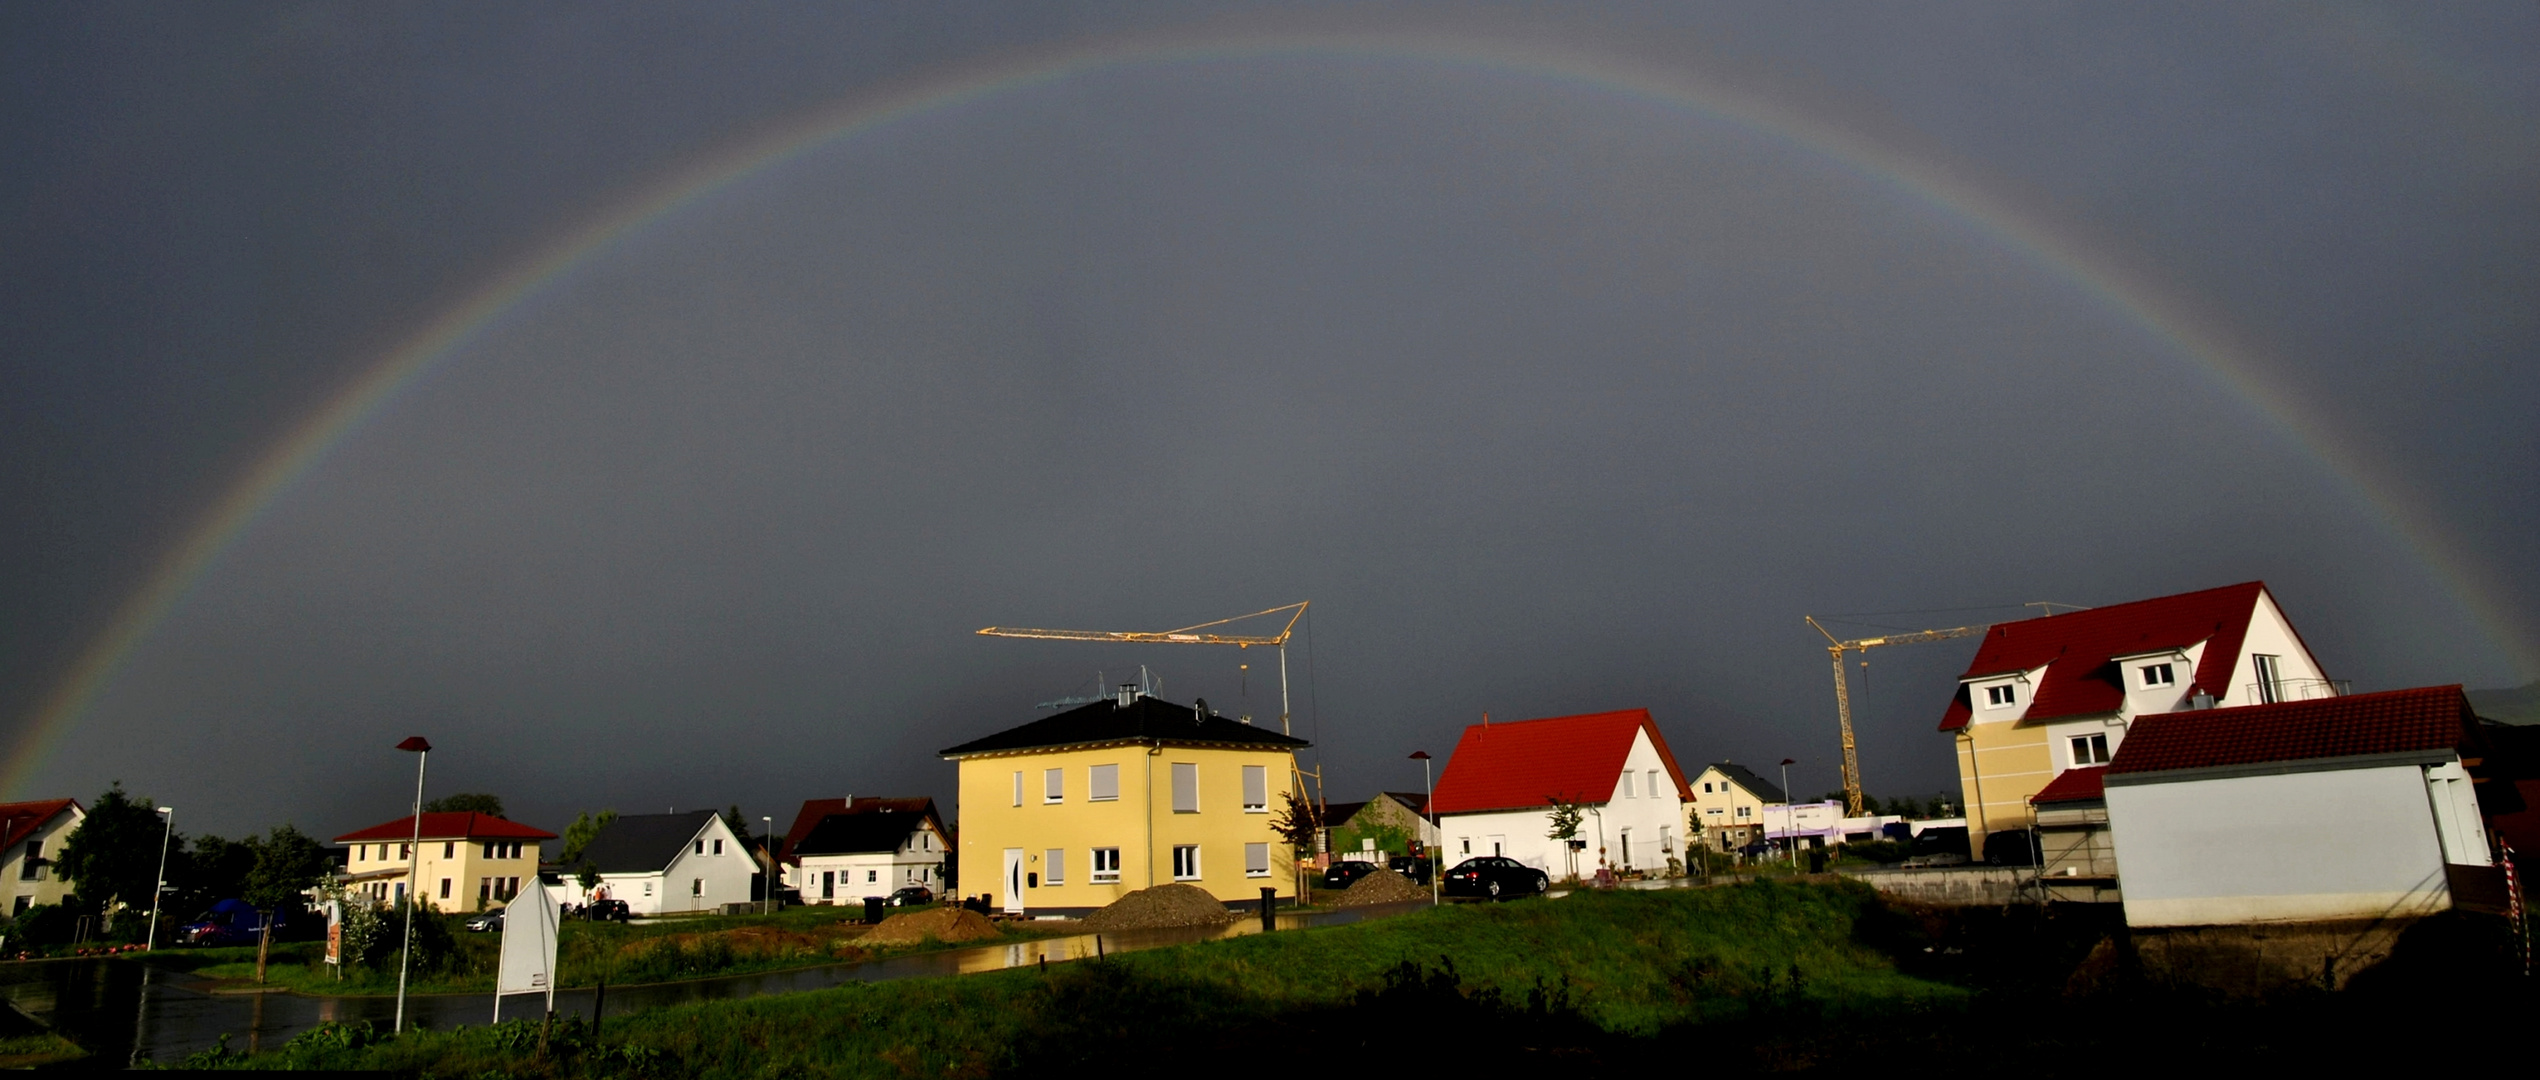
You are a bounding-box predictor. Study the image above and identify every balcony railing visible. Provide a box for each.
[2247,678,2350,703]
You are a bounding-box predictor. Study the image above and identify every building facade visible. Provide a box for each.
[554,811,758,916]
[0,800,84,916]
[1430,709,1692,880]
[1686,763,1782,850]
[941,689,1309,916]
[334,812,556,913]
[782,797,948,904]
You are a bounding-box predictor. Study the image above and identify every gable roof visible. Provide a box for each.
[0,800,79,854]
[1701,762,1786,804]
[1430,709,1692,815]
[2031,767,2107,805]
[795,808,936,858]
[783,797,938,864]
[574,811,722,875]
[1938,582,2272,732]
[938,695,1309,758]
[335,812,556,844]
[2105,685,2475,782]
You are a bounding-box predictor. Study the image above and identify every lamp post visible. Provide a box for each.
[1778,759,1796,870]
[393,736,431,1034]
[762,816,774,916]
[144,806,173,951]
[1408,751,1436,906]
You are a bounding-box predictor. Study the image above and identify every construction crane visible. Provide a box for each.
[977,603,1324,825]
[1804,616,1987,816]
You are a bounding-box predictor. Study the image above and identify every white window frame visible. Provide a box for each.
[1011,771,1023,807]
[713,838,725,855]
[1245,842,1270,878]
[1984,683,2016,709]
[1172,844,1201,881]
[1089,763,1120,802]
[1242,765,1268,812]
[1091,847,1121,883]
[2070,733,2110,766]
[2141,663,2175,688]
[1044,768,1065,804]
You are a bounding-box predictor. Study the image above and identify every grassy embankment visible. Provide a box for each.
[209,880,1959,1075]
[143,903,1056,996]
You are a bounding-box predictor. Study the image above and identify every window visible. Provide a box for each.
[1706,807,1722,817]
[713,838,725,856]
[2254,654,2283,704]
[439,878,452,899]
[440,842,453,859]
[1660,826,1674,854]
[692,878,703,897]
[2141,663,2175,688]
[696,840,706,855]
[821,871,834,900]
[11,897,26,916]
[1045,849,1065,885]
[483,842,496,859]
[1171,763,1199,813]
[1090,763,1120,802]
[1736,806,1751,819]
[1985,684,2016,708]
[19,840,39,881]
[1649,771,1662,799]
[1703,781,1713,793]
[481,878,492,903]
[1618,830,1632,868]
[1459,839,1471,855]
[1044,768,1065,804]
[643,881,654,897]
[866,869,877,883]
[1620,772,1636,799]
[1012,771,1024,807]
[2070,734,2111,766]
[1172,845,1201,881]
[401,843,412,860]
[1245,842,1270,878]
[1242,765,1268,812]
[1091,848,1121,883]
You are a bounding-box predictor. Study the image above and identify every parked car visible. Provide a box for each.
[886,886,934,907]
[1387,855,1433,885]
[182,899,279,946]
[1904,826,1972,867]
[1440,857,1549,900]
[465,909,505,933]
[1321,860,1382,889]
[1982,828,2042,867]
[582,899,631,922]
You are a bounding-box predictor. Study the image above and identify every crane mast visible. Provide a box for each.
[1805,616,1986,815]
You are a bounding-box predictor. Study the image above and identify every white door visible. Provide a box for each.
[1002,848,1025,914]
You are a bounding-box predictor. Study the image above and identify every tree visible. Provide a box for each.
[177,834,259,912]
[241,825,330,982]
[1267,792,1318,854]
[559,809,617,864]
[723,805,751,846]
[1544,795,1587,881]
[422,793,505,818]
[52,783,174,932]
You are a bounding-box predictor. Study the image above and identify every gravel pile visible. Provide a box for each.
[1332,868,1428,907]
[862,907,1003,946]
[1078,884,1236,931]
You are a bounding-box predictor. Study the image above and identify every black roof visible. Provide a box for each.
[1705,762,1787,804]
[794,809,933,857]
[574,810,720,875]
[939,695,1311,757]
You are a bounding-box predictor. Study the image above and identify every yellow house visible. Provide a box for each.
[941,688,1309,916]
[334,812,557,913]
[1685,763,1783,851]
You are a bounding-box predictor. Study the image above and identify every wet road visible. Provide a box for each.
[0,901,1427,1064]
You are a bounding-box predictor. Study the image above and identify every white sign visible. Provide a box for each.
[493,880,559,1021]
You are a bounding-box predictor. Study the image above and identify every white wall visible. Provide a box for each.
[561,815,758,916]
[2,808,82,914]
[2215,590,2330,708]
[1440,729,1683,877]
[2106,764,2454,926]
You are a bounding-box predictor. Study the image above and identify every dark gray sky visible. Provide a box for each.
[5,3,2534,840]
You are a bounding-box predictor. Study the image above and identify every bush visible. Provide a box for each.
[3,903,78,948]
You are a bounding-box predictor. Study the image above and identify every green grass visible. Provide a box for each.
[210,880,1962,1076]
[143,904,1059,997]
[0,1031,87,1067]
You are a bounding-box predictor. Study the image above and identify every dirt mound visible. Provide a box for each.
[1079,883,1236,931]
[1333,868,1428,907]
[862,907,1003,946]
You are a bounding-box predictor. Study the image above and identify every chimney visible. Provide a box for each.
[1117,683,1138,708]
[2189,690,2215,710]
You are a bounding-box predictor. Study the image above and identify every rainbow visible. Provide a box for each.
[9,27,2526,797]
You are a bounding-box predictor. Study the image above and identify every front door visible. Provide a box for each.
[1002,848,1026,914]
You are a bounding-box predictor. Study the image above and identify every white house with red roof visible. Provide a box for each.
[0,799,83,916]
[1430,709,1692,880]
[2101,685,2505,927]
[1940,582,2334,849]
[334,812,556,913]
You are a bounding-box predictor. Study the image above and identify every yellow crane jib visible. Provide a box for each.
[1804,616,1986,817]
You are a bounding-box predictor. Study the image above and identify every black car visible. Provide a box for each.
[886,886,934,907]
[1386,855,1433,885]
[1322,860,1382,889]
[1440,857,1549,900]
[1982,828,2041,867]
[582,899,631,922]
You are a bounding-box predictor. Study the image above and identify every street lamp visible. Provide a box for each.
[144,807,173,951]
[1779,759,1796,871]
[393,736,431,1034]
[1408,751,1436,906]
[762,815,775,916]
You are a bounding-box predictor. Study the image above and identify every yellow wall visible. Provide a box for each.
[954,743,1296,912]
[1954,724,2051,848]
[346,836,543,913]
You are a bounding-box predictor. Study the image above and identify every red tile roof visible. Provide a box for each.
[0,800,80,853]
[2106,685,2473,777]
[333,812,556,844]
[2030,767,2106,805]
[1430,709,1692,815]
[784,797,938,866]
[1938,582,2270,731]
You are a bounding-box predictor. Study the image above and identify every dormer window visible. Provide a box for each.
[2141,663,2175,688]
[2070,734,2110,765]
[1984,684,2016,709]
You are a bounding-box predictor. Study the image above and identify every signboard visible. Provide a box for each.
[493,879,559,1021]
[323,900,342,966]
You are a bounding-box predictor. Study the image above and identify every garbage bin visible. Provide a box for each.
[862,897,886,924]
[1805,848,1829,874]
